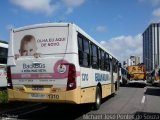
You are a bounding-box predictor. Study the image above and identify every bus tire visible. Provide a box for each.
[93,86,101,110]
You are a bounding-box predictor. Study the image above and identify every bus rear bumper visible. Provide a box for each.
[7,88,81,104]
[128,80,146,84]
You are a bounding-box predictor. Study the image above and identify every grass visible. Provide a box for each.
[0,90,8,103]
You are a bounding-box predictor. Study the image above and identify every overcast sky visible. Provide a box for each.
[0,0,160,62]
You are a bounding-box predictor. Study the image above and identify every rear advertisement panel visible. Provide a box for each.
[10,26,70,85]
[13,26,68,56]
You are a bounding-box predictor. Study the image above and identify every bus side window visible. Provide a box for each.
[78,37,83,66]
[105,53,110,71]
[78,35,90,67]
[112,58,115,72]
[99,49,105,70]
[91,43,99,69]
[115,61,118,73]
[83,38,90,67]
[112,58,117,73]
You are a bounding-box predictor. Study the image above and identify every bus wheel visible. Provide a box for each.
[93,86,101,110]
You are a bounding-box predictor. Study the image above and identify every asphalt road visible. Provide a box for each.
[1,84,160,120]
[77,84,160,120]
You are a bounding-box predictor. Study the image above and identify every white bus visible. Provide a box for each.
[7,23,119,109]
[0,40,8,89]
[119,67,129,86]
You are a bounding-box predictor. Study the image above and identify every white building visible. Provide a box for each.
[123,56,141,68]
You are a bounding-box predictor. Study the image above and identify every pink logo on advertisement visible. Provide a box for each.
[53,60,69,79]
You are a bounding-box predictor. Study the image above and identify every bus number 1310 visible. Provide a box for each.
[48,94,59,99]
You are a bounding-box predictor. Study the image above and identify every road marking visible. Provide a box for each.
[144,89,145,92]
[144,87,146,93]
[141,96,145,103]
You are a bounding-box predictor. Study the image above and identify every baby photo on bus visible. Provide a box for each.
[19,35,37,56]
[15,35,40,59]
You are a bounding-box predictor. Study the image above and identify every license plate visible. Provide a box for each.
[32,85,44,91]
[29,93,47,99]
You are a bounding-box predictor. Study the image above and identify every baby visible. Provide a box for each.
[19,35,37,56]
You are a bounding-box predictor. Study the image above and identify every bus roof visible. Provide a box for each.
[12,22,118,61]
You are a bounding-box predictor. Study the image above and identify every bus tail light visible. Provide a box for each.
[7,66,13,89]
[66,64,76,91]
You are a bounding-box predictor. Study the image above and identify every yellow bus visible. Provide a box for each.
[127,65,146,84]
[7,23,120,109]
